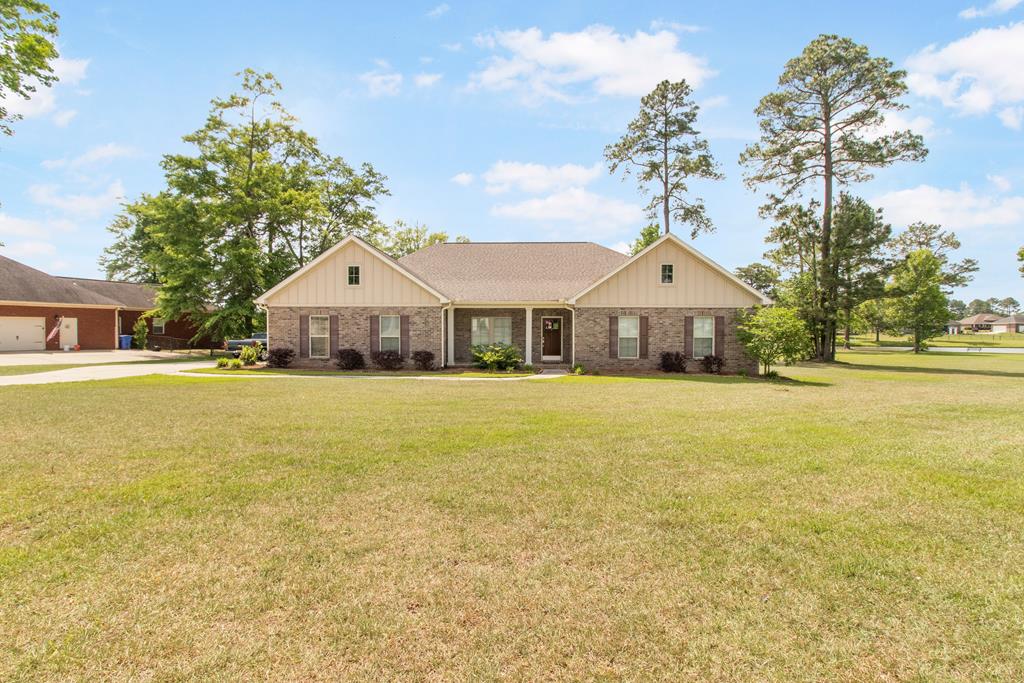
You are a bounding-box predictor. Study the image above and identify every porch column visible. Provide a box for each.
[525,307,533,365]
[447,306,456,366]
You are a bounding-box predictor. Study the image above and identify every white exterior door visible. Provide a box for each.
[60,317,78,348]
[0,316,46,351]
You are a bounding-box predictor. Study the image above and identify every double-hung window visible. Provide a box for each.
[152,318,165,334]
[471,317,512,346]
[660,264,674,284]
[618,316,639,359]
[380,315,401,353]
[309,315,329,358]
[347,265,360,286]
[693,316,714,358]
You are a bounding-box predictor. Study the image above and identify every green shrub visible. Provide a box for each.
[659,351,688,373]
[336,348,366,370]
[571,363,585,375]
[411,350,435,371]
[132,315,148,349]
[699,354,725,374]
[227,358,243,370]
[267,347,295,368]
[521,364,535,373]
[239,343,262,366]
[370,350,404,370]
[470,342,522,371]
[216,357,230,368]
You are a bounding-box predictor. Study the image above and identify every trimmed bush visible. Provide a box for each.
[371,350,404,370]
[700,354,725,374]
[239,343,261,366]
[659,351,688,373]
[216,357,230,368]
[267,347,295,368]
[336,348,366,370]
[571,363,585,375]
[132,315,148,350]
[470,342,522,371]
[411,350,435,371]
[227,358,243,370]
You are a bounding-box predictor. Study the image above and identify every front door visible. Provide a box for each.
[541,317,562,361]
[59,317,78,348]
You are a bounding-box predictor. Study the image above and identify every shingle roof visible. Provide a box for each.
[398,242,629,302]
[0,255,122,306]
[55,276,156,309]
[993,314,1024,324]
[959,313,1001,325]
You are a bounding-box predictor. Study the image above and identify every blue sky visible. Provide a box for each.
[1,0,1022,302]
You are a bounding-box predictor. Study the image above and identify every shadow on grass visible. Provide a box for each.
[827,360,1024,380]
[580,373,833,387]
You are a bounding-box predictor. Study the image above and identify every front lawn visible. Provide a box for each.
[851,331,1024,347]
[188,366,537,378]
[2,350,1023,680]
[0,357,213,377]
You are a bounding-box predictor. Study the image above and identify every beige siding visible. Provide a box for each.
[264,241,441,306]
[575,240,762,308]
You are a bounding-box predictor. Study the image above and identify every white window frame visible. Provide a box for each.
[309,315,330,358]
[660,263,674,285]
[471,316,512,346]
[618,316,640,359]
[692,316,714,359]
[152,318,165,334]
[379,314,401,353]
[347,264,361,287]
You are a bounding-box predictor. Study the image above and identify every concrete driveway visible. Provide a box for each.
[0,360,215,386]
[0,349,196,366]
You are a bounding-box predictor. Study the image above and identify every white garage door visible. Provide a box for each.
[0,317,46,351]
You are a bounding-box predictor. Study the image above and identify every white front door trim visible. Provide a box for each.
[541,315,563,361]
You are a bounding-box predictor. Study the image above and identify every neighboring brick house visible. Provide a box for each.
[256,232,771,374]
[0,254,206,351]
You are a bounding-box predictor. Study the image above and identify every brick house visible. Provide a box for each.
[0,254,206,351]
[256,232,771,374]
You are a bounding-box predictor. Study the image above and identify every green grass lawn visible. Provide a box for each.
[851,332,1024,347]
[2,351,1023,680]
[188,366,536,378]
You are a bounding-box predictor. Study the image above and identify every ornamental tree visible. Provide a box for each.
[736,306,813,375]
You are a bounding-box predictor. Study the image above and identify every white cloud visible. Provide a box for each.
[0,213,75,238]
[907,22,1024,126]
[450,172,474,186]
[28,180,125,219]
[426,3,450,18]
[483,161,603,194]
[988,174,1012,191]
[873,183,1024,230]
[700,95,728,109]
[469,24,714,103]
[0,240,57,258]
[959,0,1022,18]
[52,109,77,127]
[441,42,463,52]
[359,62,403,97]
[5,57,90,121]
[649,19,704,33]
[491,187,643,234]
[610,240,630,254]
[42,143,138,170]
[998,106,1023,129]
[865,111,941,140]
[414,72,443,88]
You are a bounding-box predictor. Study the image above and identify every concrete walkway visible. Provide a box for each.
[0,361,214,386]
[0,364,568,387]
[0,349,196,366]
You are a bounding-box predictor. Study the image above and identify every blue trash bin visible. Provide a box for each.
[119,334,133,350]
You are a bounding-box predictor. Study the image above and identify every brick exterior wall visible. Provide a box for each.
[0,304,117,350]
[119,310,211,348]
[268,306,443,368]
[575,307,758,375]
[452,308,527,364]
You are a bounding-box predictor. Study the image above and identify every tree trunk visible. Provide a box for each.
[662,126,670,234]
[913,329,921,354]
[819,105,835,362]
[844,319,851,349]
[875,327,880,343]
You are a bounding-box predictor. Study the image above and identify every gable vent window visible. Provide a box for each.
[347,265,361,286]
[661,264,674,284]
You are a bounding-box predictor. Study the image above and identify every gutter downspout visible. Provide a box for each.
[441,305,448,368]
[569,303,575,368]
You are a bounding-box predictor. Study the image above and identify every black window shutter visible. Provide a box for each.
[329,314,339,359]
[715,315,725,357]
[369,315,380,354]
[639,316,649,359]
[684,316,693,357]
[608,316,618,358]
[299,314,309,358]
[400,315,410,358]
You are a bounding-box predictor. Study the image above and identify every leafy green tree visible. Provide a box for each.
[1,0,59,137]
[1000,297,1020,314]
[101,70,388,341]
[740,35,927,361]
[1018,246,1023,277]
[888,222,977,290]
[605,79,722,238]
[966,298,991,315]
[947,298,967,320]
[734,262,780,299]
[374,219,468,258]
[736,306,813,375]
[887,250,948,353]
[629,223,661,255]
[856,298,891,342]
[832,194,891,349]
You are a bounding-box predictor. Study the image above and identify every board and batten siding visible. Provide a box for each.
[263,241,441,307]
[575,240,761,308]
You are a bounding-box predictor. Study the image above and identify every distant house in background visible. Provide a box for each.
[992,314,1024,334]
[0,254,206,351]
[945,320,962,335]
[957,313,1001,332]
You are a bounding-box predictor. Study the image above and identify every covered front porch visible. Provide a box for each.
[444,305,573,367]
